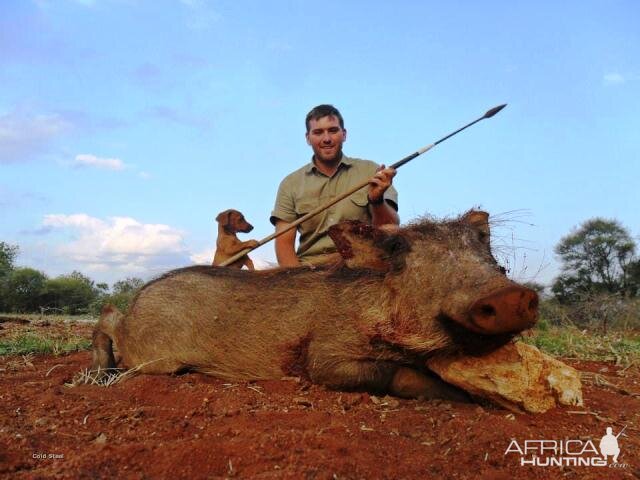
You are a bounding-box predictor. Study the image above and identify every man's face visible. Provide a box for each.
[306,115,347,164]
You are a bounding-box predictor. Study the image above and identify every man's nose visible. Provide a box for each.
[321,132,332,143]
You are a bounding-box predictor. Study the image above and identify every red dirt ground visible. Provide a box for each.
[1,319,639,479]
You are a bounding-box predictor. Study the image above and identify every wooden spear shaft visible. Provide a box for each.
[219,104,507,267]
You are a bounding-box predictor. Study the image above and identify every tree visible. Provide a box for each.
[2,267,48,312]
[0,242,20,311]
[89,277,145,316]
[552,218,637,302]
[627,259,640,297]
[112,277,145,295]
[42,271,100,314]
[0,242,19,277]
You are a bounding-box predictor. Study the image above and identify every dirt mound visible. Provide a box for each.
[1,349,638,479]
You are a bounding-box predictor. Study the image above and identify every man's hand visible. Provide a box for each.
[367,165,396,204]
[367,165,399,226]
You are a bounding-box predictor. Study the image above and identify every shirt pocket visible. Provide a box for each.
[349,191,369,208]
[344,191,371,223]
[295,197,322,232]
[295,197,318,216]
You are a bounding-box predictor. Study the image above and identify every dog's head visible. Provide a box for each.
[216,209,254,234]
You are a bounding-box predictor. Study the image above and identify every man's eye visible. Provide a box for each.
[328,128,340,133]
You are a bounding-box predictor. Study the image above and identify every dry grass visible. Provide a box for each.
[67,360,164,388]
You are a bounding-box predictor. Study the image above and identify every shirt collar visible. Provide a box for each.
[305,154,353,174]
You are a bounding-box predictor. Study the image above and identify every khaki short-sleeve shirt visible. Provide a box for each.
[270,155,398,261]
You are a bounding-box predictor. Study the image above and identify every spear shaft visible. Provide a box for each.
[219,104,507,267]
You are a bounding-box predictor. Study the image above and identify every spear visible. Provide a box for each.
[219,104,507,267]
[615,425,627,439]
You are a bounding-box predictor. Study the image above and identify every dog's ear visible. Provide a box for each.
[215,210,232,227]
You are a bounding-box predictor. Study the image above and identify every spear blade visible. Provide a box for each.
[484,104,507,118]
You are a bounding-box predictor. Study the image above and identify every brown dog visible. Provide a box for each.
[213,209,259,270]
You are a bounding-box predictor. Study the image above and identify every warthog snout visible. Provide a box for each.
[468,286,539,334]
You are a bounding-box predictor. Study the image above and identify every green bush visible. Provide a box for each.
[40,271,101,315]
[1,268,48,313]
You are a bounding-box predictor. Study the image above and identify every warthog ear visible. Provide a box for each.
[328,220,410,272]
[462,210,490,246]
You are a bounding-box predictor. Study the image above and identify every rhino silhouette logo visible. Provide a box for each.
[599,426,625,463]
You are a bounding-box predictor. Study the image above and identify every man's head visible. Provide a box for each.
[305,104,344,133]
[305,104,347,165]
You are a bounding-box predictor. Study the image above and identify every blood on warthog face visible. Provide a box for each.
[328,210,538,347]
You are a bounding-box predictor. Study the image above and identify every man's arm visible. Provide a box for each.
[369,200,399,226]
[274,220,301,267]
[368,166,400,226]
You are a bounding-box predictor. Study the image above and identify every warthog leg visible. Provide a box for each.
[312,360,469,401]
[389,366,469,401]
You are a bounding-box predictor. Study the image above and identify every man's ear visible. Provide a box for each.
[462,210,490,246]
[342,128,347,142]
[328,220,409,272]
[305,132,311,145]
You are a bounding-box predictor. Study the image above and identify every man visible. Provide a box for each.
[270,104,399,267]
[599,427,621,463]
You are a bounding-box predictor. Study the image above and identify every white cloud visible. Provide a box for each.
[0,110,73,163]
[253,258,277,270]
[190,249,214,265]
[41,214,189,273]
[603,72,625,86]
[73,153,128,171]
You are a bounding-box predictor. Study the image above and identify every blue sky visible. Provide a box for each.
[1,0,638,287]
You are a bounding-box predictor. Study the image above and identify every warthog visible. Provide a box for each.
[92,210,538,399]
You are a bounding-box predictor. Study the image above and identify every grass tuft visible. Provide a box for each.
[523,322,640,365]
[67,361,160,387]
[0,332,91,356]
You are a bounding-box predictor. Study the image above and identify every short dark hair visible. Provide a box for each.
[305,104,344,132]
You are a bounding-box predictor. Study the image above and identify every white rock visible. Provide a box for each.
[426,342,583,413]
